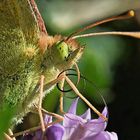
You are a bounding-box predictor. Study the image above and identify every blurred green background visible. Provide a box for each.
[16,0,140,140]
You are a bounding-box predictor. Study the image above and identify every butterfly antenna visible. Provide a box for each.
[72,31,140,39]
[66,10,134,40]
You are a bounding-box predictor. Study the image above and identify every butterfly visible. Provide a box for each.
[0,0,84,128]
[0,0,139,132]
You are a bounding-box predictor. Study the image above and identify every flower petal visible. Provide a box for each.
[68,98,79,114]
[63,113,107,139]
[63,113,86,128]
[100,107,108,119]
[46,124,64,140]
[44,114,52,125]
[93,131,118,140]
[63,113,87,140]
[80,108,91,120]
[98,107,108,129]
[34,129,42,139]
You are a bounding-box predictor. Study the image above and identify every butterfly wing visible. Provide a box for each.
[0,0,40,73]
[0,0,41,108]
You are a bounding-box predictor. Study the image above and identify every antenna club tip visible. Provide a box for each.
[128,10,135,17]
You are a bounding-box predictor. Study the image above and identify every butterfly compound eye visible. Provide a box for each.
[56,41,69,60]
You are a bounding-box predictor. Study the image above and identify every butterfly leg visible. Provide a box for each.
[59,62,80,114]
[4,129,16,140]
[34,73,65,119]
[65,75,108,121]
[4,133,13,140]
[8,129,16,140]
[32,104,64,125]
[10,107,63,139]
[37,75,45,137]
[33,74,65,139]
[59,75,65,114]
[10,74,64,139]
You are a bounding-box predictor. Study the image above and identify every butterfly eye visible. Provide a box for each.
[56,41,69,60]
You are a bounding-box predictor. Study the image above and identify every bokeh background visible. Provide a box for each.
[15,0,140,140]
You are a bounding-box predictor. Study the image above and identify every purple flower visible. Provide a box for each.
[44,115,64,140]
[23,115,64,140]
[46,124,64,140]
[62,98,118,140]
[23,98,118,140]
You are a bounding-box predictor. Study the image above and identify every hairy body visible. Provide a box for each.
[0,0,83,125]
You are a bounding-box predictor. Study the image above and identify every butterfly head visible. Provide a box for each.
[40,35,84,71]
